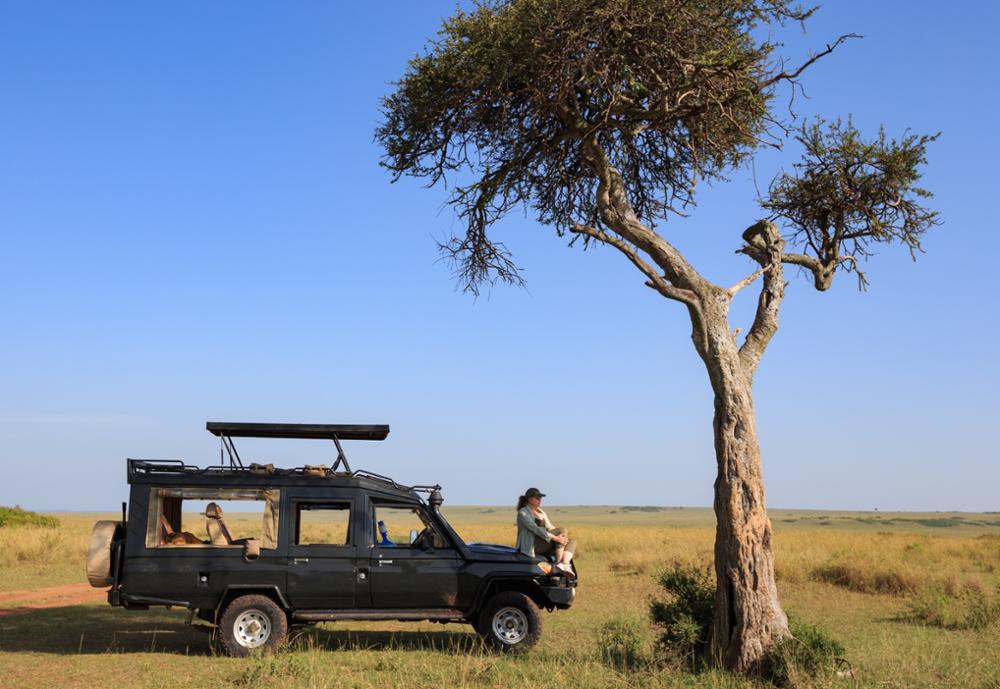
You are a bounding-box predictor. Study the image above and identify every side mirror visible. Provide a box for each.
[409,529,418,545]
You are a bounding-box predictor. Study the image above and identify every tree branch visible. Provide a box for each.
[570,223,699,306]
[727,263,772,296]
[758,34,862,91]
[737,221,786,375]
[581,138,709,295]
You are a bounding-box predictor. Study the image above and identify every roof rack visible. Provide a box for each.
[205,422,390,472]
[127,459,439,496]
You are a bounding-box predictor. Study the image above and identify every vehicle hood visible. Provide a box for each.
[465,542,523,560]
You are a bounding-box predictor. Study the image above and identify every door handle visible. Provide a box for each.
[293,558,309,564]
[377,559,393,565]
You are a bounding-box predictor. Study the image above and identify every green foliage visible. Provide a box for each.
[767,617,845,687]
[649,562,716,669]
[811,562,917,595]
[0,505,58,528]
[377,0,822,293]
[763,118,940,290]
[596,615,651,671]
[907,583,1000,630]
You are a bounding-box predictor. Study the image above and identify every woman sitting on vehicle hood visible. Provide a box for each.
[515,487,575,573]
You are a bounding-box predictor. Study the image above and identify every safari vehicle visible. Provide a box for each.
[86,422,577,655]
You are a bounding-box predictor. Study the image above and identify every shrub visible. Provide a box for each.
[767,617,845,687]
[597,615,650,671]
[906,583,1000,630]
[811,562,917,595]
[0,505,58,528]
[649,562,715,670]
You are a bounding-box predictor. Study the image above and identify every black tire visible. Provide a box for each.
[218,594,289,657]
[476,591,542,653]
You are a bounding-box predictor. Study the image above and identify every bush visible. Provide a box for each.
[0,505,58,528]
[597,615,650,671]
[811,562,917,595]
[649,562,715,670]
[767,617,846,686]
[906,583,1000,630]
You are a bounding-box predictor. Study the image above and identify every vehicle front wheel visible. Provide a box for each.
[219,594,288,657]
[476,591,542,653]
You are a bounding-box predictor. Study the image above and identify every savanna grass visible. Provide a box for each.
[0,507,999,689]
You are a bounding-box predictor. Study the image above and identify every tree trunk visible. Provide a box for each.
[699,294,789,673]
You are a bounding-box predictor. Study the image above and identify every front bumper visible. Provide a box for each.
[540,582,576,608]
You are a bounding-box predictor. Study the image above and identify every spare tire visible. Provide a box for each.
[86,520,122,588]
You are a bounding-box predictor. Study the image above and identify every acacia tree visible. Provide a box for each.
[376,0,938,672]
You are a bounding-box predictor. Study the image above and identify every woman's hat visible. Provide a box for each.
[524,487,546,498]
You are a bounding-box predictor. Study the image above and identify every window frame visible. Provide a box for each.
[293,501,354,547]
[369,500,447,549]
[144,486,281,550]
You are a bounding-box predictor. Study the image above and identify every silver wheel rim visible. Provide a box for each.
[234,609,271,648]
[491,606,528,645]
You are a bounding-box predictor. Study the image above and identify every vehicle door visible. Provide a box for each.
[284,495,359,609]
[366,499,462,609]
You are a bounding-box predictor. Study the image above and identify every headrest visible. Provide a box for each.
[205,502,224,519]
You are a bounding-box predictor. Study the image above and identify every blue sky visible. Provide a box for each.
[1,2,996,512]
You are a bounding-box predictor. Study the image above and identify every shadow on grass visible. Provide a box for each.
[0,605,211,655]
[0,604,481,656]
[293,625,480,653]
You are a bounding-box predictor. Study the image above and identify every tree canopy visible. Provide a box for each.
[377,0,936,298]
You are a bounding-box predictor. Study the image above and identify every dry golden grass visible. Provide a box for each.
[0,506,998,688]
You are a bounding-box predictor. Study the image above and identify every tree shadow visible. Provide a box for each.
[0,604,482,656]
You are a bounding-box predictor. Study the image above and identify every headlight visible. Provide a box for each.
[536,562,553,575]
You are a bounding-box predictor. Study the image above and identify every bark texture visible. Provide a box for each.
[700,292,789,672]
[582,154,791,672]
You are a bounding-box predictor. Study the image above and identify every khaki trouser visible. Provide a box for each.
[534,526,576,560]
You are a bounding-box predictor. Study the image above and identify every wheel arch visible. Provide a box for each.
[474,576,549,614]
[213,585,291,623]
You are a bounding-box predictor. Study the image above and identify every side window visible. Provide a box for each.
[145,487,280,549]
[372,503,445,548]
[295,503,351,546]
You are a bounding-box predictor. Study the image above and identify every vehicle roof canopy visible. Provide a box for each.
[206,422,389,441]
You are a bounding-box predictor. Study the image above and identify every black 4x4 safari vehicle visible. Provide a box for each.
[86,422,577,655]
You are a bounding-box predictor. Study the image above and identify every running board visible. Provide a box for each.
[292,609,466,622]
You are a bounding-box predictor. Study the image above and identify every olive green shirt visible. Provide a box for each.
[516,506,554,557]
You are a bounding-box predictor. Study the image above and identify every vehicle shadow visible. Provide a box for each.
[0,605,212,655]
[296,626,481,653]
[0,604,481,656]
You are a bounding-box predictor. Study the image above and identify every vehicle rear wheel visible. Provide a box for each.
[476,591,542,653]
[219,595,288,657]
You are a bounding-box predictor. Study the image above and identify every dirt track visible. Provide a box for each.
[0,583,104,617]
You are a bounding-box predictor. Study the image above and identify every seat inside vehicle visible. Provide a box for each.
[206,502,235,545]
